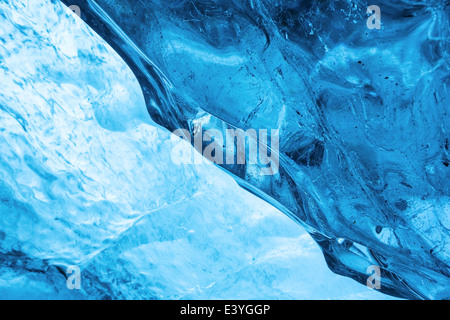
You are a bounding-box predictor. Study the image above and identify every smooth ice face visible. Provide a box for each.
[59,0,450,299]
[0,0,398,300]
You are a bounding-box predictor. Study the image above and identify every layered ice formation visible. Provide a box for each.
[0,0,448,299]
[0,0,397,299]
[57,0,450,299]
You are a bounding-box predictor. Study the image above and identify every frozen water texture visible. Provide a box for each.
[0,0,395,299]
[56,0,450,299]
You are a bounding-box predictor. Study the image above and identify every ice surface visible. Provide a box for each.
[0,0,397,299]
[55,0,450,299]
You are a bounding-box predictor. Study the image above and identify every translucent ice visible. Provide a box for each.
[0,0,397,299]
[57,0,450,299]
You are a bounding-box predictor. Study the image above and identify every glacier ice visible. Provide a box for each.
[54,0,450,299]
[0,0,399,300]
